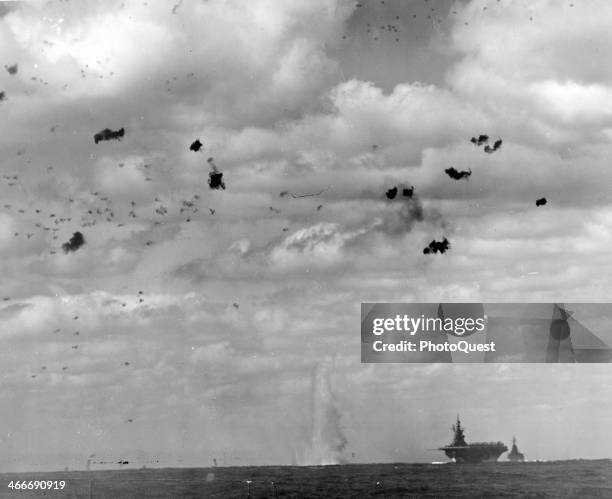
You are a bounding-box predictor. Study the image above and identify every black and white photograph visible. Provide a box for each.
[1,0,612,497]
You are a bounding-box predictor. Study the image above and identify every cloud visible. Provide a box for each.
[2,0,612,469]
[270,222,357,269]
[447,0,612,146]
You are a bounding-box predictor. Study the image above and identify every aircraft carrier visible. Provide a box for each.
[438,416,508,463]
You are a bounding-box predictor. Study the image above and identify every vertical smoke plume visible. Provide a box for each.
[299,364,348,465]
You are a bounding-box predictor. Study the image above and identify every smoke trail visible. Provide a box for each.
[299,364,348,465]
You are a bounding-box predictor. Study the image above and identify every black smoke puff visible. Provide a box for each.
[190,139,203,152]
[93,127,125,144]
[470,134,489,146]
[62,232,86,253]
[386,187,398,199]
[484,139,503,154]
[536,197,547,207]
[209,171,225,190]
[402,186,414,198]
[423,237,450,254]
[445,167,472,180]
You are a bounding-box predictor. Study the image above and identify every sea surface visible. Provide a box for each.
[0,460,611,498]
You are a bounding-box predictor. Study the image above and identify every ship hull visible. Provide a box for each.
[441,445,507,464]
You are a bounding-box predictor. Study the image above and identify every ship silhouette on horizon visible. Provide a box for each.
[438,416,508,463]
[507,436,525,462]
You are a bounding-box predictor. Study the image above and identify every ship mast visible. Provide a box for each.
[451,415,467,446]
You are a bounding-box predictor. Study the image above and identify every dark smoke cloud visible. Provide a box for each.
[207,157,226,190]
[423,237,450,254]
[445,167,472,180]
[190,139,203,152]
[484,139,503,154]
[93,127,125,144]
[470,134,489,146]
[385,187,398,199]
[470,134,502,153]
[62,232,86,253]
[536,197,547,207]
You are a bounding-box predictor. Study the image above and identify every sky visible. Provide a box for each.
[1,0,612,472]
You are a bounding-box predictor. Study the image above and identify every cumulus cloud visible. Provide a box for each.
[447,0,612,147]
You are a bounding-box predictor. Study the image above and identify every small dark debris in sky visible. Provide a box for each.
[386,187,398,200]
[445,167,472,180]
[190,139,203,152]
[536,197,547,207]
[62,232,85,253]
[0,91,5,101]
[316,204,323,211]
[233,303,239,309]
[94,127,125,144]
[423,237,450,254]
[5,64,17,75]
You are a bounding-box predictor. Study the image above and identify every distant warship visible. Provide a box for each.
[438,416,508,463]
[507,436,525,462]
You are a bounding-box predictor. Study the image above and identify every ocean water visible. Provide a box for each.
[0,461,611,498]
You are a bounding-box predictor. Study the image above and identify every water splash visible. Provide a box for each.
[299,364,348,465]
